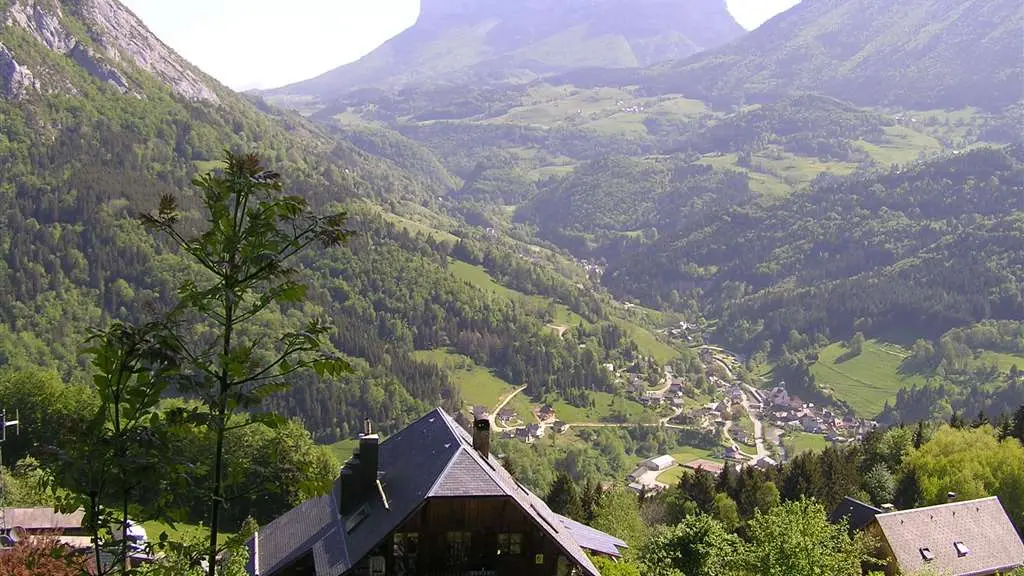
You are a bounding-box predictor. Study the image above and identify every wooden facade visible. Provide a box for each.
[349,497,583,576]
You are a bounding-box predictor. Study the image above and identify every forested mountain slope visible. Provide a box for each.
[639,0,1024,110]
[604,147,1024,354]
[0,0,657,443]
[265,0,744,106]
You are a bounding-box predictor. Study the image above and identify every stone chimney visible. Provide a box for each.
[359,419,380,489]
[472,406,491,459]
[339,419,380,516]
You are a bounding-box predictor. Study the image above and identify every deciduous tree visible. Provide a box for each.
[141,152,350,575]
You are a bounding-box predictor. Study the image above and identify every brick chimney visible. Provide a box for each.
[472,406,491,459]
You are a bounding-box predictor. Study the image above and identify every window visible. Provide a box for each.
[954,541,970,557]
[497,533,522,556]
[393,533,418,557]
[447,531,472,564]
[919,547,935,562]
[345,503,371,533]
[393,533,418,576]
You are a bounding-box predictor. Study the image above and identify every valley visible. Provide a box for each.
[0,0,1022,573]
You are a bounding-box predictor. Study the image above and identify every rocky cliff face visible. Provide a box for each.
[0,41,39,97]
[78,0,217,102]
[1,0,217,102]
[267,0,744,104]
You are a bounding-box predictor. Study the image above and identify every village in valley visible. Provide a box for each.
[484,337,879,495]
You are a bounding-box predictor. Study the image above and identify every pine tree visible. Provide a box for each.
[580,479,604,523]
[894,469,922,510]
[972,410,990,428]
[547,472,583,520]
[949,411,965,429]
[781,453,823,503]
[680,468,718,515]
[1001,405,1024,445]
[912,421,926,449]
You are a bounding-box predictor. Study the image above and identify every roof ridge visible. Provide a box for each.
[842,496,882,511]
[429,407,481,448]
[876,496,1000,518]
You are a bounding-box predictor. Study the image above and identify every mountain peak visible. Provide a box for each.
[266,0,743,105]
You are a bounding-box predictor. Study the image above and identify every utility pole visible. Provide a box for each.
[0,409,21,544]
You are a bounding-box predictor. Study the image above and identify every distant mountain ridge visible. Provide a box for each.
[639,0,1024,110]
[265,0,744,104]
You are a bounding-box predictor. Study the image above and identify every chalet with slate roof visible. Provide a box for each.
[867,496,1024,576]
[246,408,623,576]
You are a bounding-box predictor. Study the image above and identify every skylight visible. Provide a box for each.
[954,541,970,557]
[919,547,935,562]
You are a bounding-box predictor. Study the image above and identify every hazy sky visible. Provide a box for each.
[121,0,800,91]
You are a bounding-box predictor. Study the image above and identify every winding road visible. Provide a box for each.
[489,385,528,431]
[712,350,771,460]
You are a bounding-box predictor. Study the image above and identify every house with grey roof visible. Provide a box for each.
[866,496,1024,576]
[245,408,623,576]
[829,496,881,534]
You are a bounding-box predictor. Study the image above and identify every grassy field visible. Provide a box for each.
[649,97,709,118]
[656,447,723,485]
[978,350,1024,372]
[193,159,223,173]
[857,126,943,165]
[611,317,680,364]
[547,391,656,424]
[449,261,524,300]
[380,211,459,244]
[489,85,634,127]
[412,349,538,422]
[585,113,649,135]
[326,438,360,463]
[782,432,830,456]
[810,339,928,417]
[142,521,233,545]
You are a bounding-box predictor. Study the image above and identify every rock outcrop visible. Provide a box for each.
[0,41,39,98]
[78,0,218,102]
[3,0,218,102]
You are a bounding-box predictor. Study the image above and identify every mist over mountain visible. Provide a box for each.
[265,0,744,104]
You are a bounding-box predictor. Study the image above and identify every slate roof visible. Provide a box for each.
[555,513,627,557]
[248,408,605,576]
[872,496,1024,576]
[829,496,882,533]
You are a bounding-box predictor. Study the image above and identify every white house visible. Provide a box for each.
[645,455,676,472]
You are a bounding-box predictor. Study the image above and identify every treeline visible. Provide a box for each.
[680,95,888,163]
[0,368,336,529]
[605,146,1024,354]
[517,156,752,253]
[537,416,1024,576]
